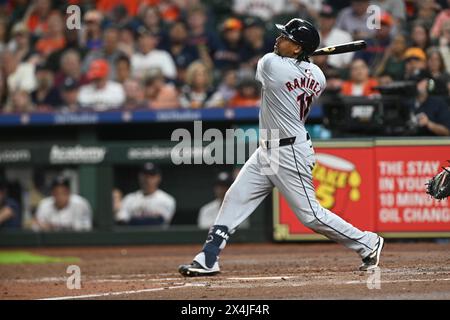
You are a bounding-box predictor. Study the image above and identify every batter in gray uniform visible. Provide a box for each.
[179,19,384,276]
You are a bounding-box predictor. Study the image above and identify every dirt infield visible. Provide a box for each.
[1,242,450,300]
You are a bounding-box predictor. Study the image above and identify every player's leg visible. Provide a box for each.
[179,148,274,276]
[270,141,383,270]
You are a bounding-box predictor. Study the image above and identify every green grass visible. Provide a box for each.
[0,251,80,265]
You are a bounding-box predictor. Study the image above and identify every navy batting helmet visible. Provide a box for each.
[275,19,320,60]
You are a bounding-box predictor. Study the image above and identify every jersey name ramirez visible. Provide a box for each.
[285,77,322,96]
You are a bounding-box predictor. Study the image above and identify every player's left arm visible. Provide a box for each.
[255,53,277,86]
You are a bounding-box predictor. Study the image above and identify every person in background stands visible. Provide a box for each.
[318,3,354,70]
[240,17,273,74]
[123,78,146,110]
[3,90,35,113]
[354,12,394,70]
[53,49,89,89]
[426,47,450,96]
[229,78,261,108]
[0,179,21,229]
[34,12,66,58]
[34,176,92,231]
[80,10,104,51]
[31,63,62,110]
[159,19,200,84]
[403,47,427,80]
[335,0,375,39]
[116,54,132,84]
[430,0,450,40]
[198,172,249,230]
[375,34,407,80]
[144,70,180,110]
[131,28,177,81]
[82,26,125,81]
[186,5,219,69]
[78,59,125,111]
[59,77,80,112]
[213,17,244,71]
[116,163,176,227]
[341,59,379,97]
[406,70,450,136]
[180,60,225,108]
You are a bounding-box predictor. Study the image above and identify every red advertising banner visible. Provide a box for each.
[273,141,450,241]
[375,145,450,232]
[274,145,376,240]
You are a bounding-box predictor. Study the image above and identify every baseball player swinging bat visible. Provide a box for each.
[179,19,384,277]
[311,40,366,56]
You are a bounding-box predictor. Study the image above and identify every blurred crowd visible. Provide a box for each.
[0,0,449,114]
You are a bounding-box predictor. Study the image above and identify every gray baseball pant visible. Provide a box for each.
[213,136,378,259]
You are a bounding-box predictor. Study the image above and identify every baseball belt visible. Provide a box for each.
[261,133,310,149]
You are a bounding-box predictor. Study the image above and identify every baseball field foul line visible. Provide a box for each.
[37,283,205,300]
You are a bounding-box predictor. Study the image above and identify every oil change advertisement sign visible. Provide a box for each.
[273,143,450,240]
[376,146,450,232]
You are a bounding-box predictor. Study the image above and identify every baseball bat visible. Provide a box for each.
[310,40,366,56]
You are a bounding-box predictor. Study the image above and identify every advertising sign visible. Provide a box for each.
[274,141,450,240]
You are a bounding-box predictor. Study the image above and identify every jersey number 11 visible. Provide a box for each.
[297,93,313,121]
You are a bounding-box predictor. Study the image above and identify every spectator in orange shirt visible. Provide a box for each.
[229,79,261,108]
[341,59,379,97]
[97,0,140,17]
[23,0,53,37]
[35,12,66,57]
[144,70,180,110]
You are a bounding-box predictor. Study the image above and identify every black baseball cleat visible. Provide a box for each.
[359,236,385,271]
[178,261,220,277]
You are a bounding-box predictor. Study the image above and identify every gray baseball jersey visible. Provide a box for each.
[256,52,326,139]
